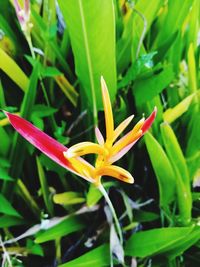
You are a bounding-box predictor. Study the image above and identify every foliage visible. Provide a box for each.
[0,0,200,266]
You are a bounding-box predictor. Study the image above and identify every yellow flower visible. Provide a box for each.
[64,77,157,186]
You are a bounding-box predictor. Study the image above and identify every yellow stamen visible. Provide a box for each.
[65,142,107,158]
[96,165,134,184]
[101,76,114,143]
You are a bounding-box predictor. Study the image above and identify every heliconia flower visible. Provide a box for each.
[13,0,32,35]
[4,77,156,187]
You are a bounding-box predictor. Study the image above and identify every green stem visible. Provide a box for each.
[26,35,36,59]
[98,184,123,244]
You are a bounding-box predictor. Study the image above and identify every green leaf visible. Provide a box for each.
[0,47,29,92]
[86,182,114,207]
[165,225,200,259]
[118,52,157,89]
[116,11,135,73]
[186,113,200,181]
[160,123,192,224]
[125,226,193,258]
[0,80,6,108]
[0,126,10,156]
[156,0,194,47]
[26,239,44,257]
[36,157,54,216]
[144,132,176,207]
[186,0,200,48]
[133,210,159,223]
[187,43,197,93]
[35,215,85,243]
[163,92,196,123]
[59,244,110,267]
[160,123,190,190]
[154,32,178,63]
[0,194,21,217]
[0,215,24,228]
[53,191,85,205]
[0,167,14,181]
[133,65,174,105]
[58,0,117,113]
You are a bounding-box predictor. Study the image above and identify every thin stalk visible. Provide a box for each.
[98,183,123,244]
[0,236,12,267]
[55,237,61,264]
[26,35,36,59]
[133,8,147,59]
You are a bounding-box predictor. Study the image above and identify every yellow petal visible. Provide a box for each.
[101,76,114,143]
[113,114,134,142]
[65,142,107,158]
[112,118,145,154]
[63,153,95,183]
[96,165,134,184]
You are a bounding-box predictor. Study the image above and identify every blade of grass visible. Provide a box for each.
[36,156,54,217]
[0,47,29,92]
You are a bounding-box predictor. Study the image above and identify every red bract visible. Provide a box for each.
[4,112,73,171]
[141,107,157,134]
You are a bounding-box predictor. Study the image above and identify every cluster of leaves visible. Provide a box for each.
[0,0,200,266]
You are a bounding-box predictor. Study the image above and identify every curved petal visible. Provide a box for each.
[141,107,157,133]
[109,139,138,164]
[24,0,30,16]
[14,0,25,25]
[95,126,104,145]
[112,125,143,155]
[101,76,114,142]
[113,114,134,142]
[5,112,73,171]
[96,165,134,184]
[63,155,95,183]
[65,141,107,158]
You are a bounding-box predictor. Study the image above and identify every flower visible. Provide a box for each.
[4,77,156,187]
[64,77,157,185]
[13,0,32,35]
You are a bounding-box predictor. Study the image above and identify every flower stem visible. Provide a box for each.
[98,184,123,244]
[26,35,36,59]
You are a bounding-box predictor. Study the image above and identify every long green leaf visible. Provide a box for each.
[58,0,117,116]
[0,194,21,217]
[133,65,174,105]
[125,226,193,258]
[59,244,110,267]
[160,123,192,224]
[144,132,176,207]
[35,215,85,243]
[163,92,196,123]
[156,0,193,47]
[0,47,29,92]
[165,225,200,259]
